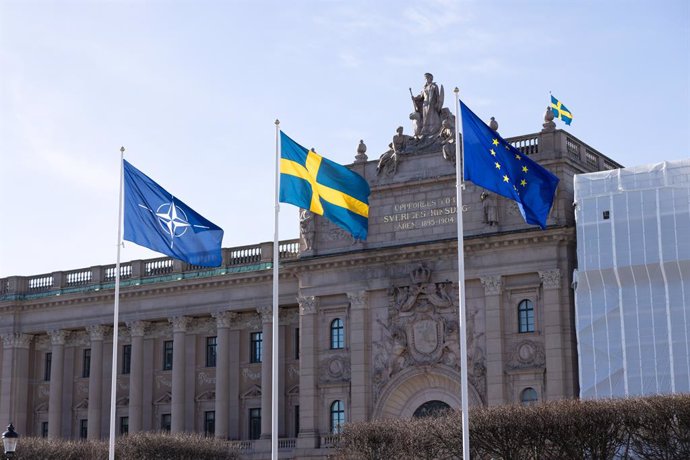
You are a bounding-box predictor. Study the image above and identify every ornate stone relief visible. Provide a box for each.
[198,372,216,386]
[189,317,215,335]
[86,324,108,341]
[298,296,318,315]
[373,265,486,403]
[257,306,273,323]
[48,329,70,346]
[280,309,299,325]
[539,269,561,289]
[319,354,351,384]
[169,316,192,333]
[127,320,148,337]
[480,276,502,296]
[212,311,238,329]
[155,375,172,390]
[287,365,300,380]
[506,340,546,370]
[0,333,33,348]
[242,367,261,381]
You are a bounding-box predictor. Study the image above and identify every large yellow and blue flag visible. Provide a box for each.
[279,132,370,240]
[550,95,572,125]
[461,101,559,229]
[123,160,224,266]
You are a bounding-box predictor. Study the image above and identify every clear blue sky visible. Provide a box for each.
[1,0,688,278]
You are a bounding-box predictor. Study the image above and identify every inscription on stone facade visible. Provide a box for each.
[382,196,458,231]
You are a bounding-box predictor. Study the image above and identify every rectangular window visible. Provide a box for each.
[41,422,48,438]
[294,405,300,438]
[163,340,173,371]
[294,327,300,360]
[161,413,171,431]
[249,408,261,440]
[120,416,129,436]
[206,336,217,368]
[44,352,52,381]
[82,348,91,378]
[250,332,263,363]
[122,344,131,375]
[204,411,215,437]
[80,419,88,439]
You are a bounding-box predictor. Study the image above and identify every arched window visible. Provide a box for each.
[330,318,344,349]
[518,299,534,333]
[330,400,345,434]
[520,387,538,405]
[413,400,451,418]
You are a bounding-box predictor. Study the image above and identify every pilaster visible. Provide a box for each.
[296,296,319,449]
[0,333,33,435]
[48,329,69,438]
[169,316,191,432]
[86,325,107,439]
[347,291,369,422]
[481,275,505,406]
[127,320,148,433]
[539,269,565,399]
[212,311,237,439]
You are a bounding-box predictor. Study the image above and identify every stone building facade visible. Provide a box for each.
[0,111,620,458]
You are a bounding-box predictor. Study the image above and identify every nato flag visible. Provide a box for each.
[123,160,224,267]
[461,101,559,229]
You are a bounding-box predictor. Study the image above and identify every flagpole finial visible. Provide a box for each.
[275,119,280,126]
[454,87,459,94]
[120,146,125,153]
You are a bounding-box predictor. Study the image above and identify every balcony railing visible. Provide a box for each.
[0,239,299,299]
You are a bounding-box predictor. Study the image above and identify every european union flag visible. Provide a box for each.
[279,131,370,240]
[550,95,573,125]
[461,102,559,229]
[123,160,224,267]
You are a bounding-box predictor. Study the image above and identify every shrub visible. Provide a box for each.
[12,432,239,460]
[334,394,690,460]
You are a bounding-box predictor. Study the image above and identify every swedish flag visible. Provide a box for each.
[279,131,370,240]
[550,95,573,125]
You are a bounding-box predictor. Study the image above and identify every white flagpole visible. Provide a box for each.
[453,88,470,460]
[271,120,281,459]
[109,146,125,460]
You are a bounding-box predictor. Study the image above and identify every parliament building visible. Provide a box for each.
[0,96,621,458]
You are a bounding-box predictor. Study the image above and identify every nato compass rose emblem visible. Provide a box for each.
[138,198,210,249]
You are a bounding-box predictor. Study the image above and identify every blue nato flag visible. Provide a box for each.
[461,101,559,229]
[123,160,224,267]
[279,131,370,240]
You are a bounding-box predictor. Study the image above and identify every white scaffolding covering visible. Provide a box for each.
[574,159,690,399]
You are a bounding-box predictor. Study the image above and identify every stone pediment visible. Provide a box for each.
[154,393,172,405]
[287,385,299,396]
[196,390,215,402]
[241,385,262,399]
[74,398,88,410]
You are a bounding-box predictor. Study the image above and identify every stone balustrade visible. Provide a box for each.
[0,239,299,299]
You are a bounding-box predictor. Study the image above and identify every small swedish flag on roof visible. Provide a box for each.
[550,95,573,125]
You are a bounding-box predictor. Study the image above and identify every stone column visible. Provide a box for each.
[86,325,107,439]
[0,333,33,435]
[297,296,319,448]
[481,276,505,406]
[212,311,236,439]
[539,269,567,399]
[169,316,191,433]
[48,329,69,438]
[258,306,273,439]
[347,291,369,423]
[228,327,241,439]
[127,320,147,433]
